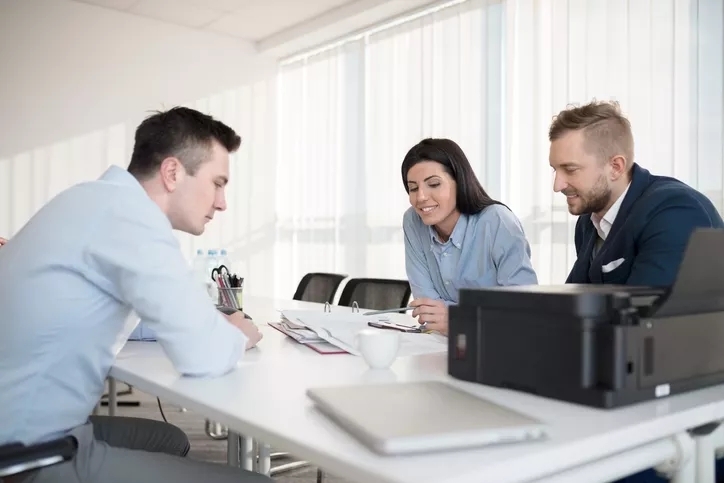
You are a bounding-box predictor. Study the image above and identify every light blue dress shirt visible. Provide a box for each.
[128,322,158,341]
[0,166,247,446]
[403,204,538,304]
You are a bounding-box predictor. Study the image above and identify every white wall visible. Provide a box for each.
[0,0,279,296]
[0,0,276,158]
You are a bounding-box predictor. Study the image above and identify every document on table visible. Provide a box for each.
[280,310,447,357]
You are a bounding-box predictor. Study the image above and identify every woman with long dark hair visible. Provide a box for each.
[402,138,537,334]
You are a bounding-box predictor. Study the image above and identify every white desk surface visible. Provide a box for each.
[111,296,724,483]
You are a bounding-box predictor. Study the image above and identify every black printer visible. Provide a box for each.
[447,228,724,408]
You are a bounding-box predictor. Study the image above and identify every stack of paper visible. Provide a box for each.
[276,317,325,343]
[279,310,447,357]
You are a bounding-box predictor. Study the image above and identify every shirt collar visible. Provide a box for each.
[591,182,631,240]
[428,213,468,249]
[100,165,174,230]
[99,165,146,194]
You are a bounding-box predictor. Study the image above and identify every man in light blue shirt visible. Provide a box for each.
[0,107,268,483]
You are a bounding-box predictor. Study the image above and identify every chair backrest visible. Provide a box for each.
[337,278,412,311]
[292,272,348,304]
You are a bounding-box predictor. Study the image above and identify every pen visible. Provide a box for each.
[362,306,415,316]
[367,321,422,333]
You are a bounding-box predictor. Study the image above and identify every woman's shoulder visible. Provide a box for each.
[402,207,428,253]
[402,206,423,228]
[472,203,525,233]
[473,203,519,222]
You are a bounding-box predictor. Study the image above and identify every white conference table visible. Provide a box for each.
[110,295,724,483]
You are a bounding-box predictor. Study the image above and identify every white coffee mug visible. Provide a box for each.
[357,328,400,369]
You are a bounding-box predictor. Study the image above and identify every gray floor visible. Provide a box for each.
[110,383,352,483]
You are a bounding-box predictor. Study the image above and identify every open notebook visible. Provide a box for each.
[276,309,447,357]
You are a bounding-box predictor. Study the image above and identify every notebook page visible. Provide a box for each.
[280,310,446,357]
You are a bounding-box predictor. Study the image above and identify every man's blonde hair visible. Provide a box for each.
[549,100,634,167]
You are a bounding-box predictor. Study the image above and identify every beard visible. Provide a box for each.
[564,174,612,215]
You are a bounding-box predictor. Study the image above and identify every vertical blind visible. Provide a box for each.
[276,0,724,292]
[1,0,721,298]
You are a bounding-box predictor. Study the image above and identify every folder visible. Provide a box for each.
[269,301,350,355]
[268,321,347,355]
[275,302,447,357]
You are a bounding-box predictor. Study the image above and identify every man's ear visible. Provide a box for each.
[609,155,627,181]
[158,157,183,192]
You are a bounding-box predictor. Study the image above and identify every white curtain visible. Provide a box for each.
[276,0,504,298]
[0,79,277,296]
[276,0,724,293]
[0,125,128,237]
[275,45,348,298]
[505,0,724,283]
[3,0,721,300]
[182,80,277,296]
[364,0,505,281]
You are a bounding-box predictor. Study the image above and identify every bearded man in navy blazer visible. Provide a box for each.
[549,100,724,483]
[549,100,724,288]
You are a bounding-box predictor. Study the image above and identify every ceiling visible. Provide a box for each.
[71,0,359,42]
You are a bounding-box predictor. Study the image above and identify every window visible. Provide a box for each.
[276,0,724,293]
[275,0,502,296]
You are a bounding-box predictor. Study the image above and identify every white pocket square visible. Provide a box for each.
[602,258,625,273]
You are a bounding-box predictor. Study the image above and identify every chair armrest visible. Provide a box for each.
[0,436,77,477]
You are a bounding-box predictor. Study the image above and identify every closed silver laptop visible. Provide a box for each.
[307,380,546,455]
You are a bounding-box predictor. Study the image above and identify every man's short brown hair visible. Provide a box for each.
[549,100,634,167]
[128,107,242,180]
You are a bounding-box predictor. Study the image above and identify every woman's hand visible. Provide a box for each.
[0,237,7,247]
[409,298,448,335]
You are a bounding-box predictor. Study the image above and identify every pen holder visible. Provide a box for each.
[217,286,243,311]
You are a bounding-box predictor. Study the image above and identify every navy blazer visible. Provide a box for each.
[566,163,724,287]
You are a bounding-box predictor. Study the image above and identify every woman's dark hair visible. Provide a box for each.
[401,138,502,214]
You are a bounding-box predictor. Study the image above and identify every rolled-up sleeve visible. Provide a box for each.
[490,207,539,286]
[84,205,247,377]
[403,210,443,300]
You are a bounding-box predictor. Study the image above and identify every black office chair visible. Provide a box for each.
[337,278,412,311]
[0,436,77,480]
[292,272,348,304]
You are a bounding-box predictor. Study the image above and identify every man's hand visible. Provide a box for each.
[223,311,263,349]
[0,237,7,247]
[410,298,448,335]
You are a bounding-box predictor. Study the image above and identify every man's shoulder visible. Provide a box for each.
[644,174,700,198]
[45,178,134,220]
[624,175,724,239]
[637,175,718,214]
[37,171,165,243]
